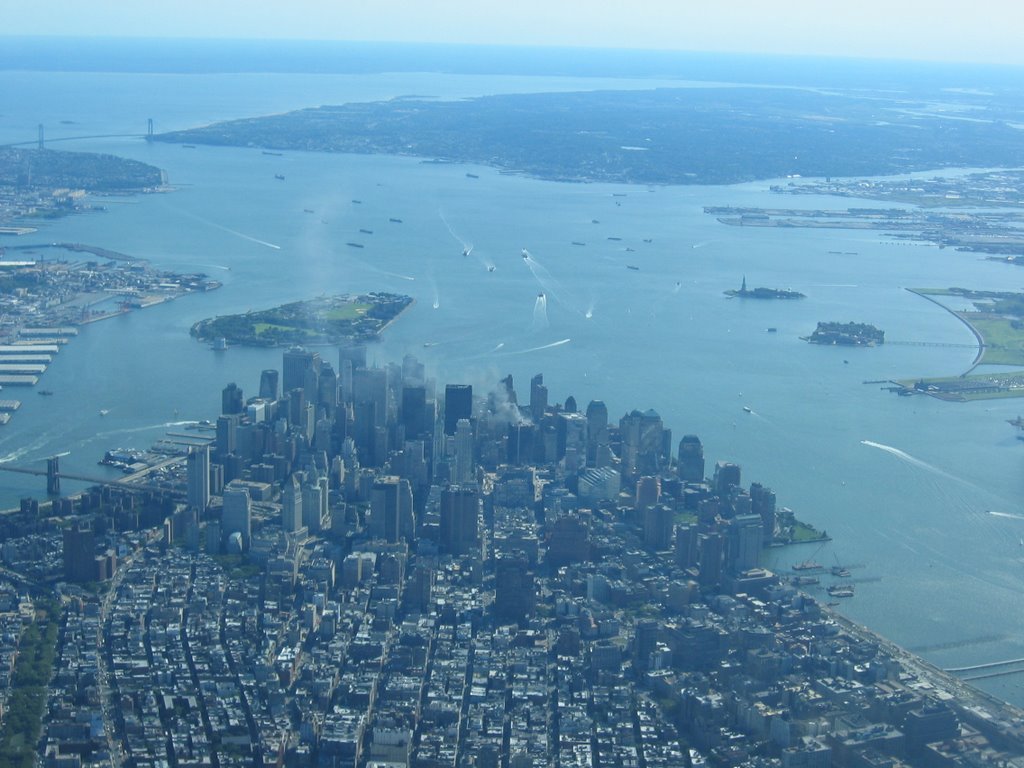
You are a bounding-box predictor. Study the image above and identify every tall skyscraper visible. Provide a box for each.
[282,475,303,533]
[186,445,211,513]
[221,382,244,415]
[619,409,665,478]
[586,400,609,466]
[259,369,280,400]
[222,484,252,550]
[529,374,547,422]
[444,384,472,436]
[283,347,320,394]
[440,485,479,556]
[454,418,475,485]
[370,476,401,542]
[677,435,705,483]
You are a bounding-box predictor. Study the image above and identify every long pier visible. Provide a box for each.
[945,657,1024,674]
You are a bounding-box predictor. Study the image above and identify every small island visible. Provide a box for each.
[724,276,805,300]
[191,293,413,347]
[805,321,884,346]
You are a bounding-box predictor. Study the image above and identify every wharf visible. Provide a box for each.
[0,401,20,412]
[0,364,47,375]
[0,355,52,364]
[20,327,78,337]
[0,344,60,354]
[0,375,38,386]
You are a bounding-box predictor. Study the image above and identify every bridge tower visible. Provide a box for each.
[46,455,60,496]
[147,118,154,137]
[37,124,44,150]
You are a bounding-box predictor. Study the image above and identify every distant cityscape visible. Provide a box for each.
[0,346,1021,767]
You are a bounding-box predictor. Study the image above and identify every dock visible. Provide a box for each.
[0,364,47,375]
[0,401,22,412]
[0,344,59,354]
[0,375,39,386]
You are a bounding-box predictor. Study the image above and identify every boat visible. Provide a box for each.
[274,174,285,180]
[792,560,822,572]
[591,219,600,224]
[212,338,228,351]
[463,248,471,257]
[466,173,479,179]
[607,236,622,241]
[389,217,403,223]
[423,342,438,347]
[767,328,777,333]
[742,406,752,413]
[182,144,196,149]
[827,584,855,598]
[537,292,545,299]
[352,199,362,204]
[262,150,282,156]
[643,238,653,243]
[521,249,529,259]
[626,265,639,271]
[359,229,374,235]
[99,409,109,417]
[612,193,626,197]
[626,247,636,252]
[791,575,820,586]
[571,241,586,246]
[487,266,496,272]
[304,209,314,214]
[38,390,54,396]
[831,565,852,578]
[346,242,364,249]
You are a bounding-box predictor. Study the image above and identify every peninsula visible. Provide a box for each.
[190,292,413,347]
[0,147,166,224]
[149,86,1024,186]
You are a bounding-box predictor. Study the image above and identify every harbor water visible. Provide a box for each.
[1,57,1023,707]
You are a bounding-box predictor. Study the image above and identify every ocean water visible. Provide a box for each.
[2,44,1024,706]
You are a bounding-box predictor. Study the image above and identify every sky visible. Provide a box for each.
[5,0,1024,67]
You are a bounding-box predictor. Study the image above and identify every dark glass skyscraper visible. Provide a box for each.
[444,384,472,436]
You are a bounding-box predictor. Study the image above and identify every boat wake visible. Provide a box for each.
[506,338,571,355]
[165,204,281,250]
[860,440,969,485]
[988,510,1024,521]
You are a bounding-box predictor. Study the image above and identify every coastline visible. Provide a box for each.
[905,288,986,373]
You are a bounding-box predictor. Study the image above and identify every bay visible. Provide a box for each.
[2,62,1023,707]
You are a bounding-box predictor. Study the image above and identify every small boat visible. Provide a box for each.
[537,292,545,299]
[346,242,364,249]
[262,150,282,156]
[304,209,314,214]
[462,247,471,257]
[359,229,374,235]
[466,173,479,179]
[182,144,196,149]
[352,199,362,204]
[607,236,622,241]
[827,584,855,598]
[389,217,403,223]
[99,409,109,417]
[643,238,653,243]
[767,328,777,333]
[742,406,752,413]
[521,249,529,259]
[274,174,285,180]
[487,266,496,272]
[626,265,639,271]
[423,342,438,347]
[792,560,822,572]
[571,241,586,246]
[591,219,600,224]
[38,390,54,396]
[612,193,626,197]
[831,566,851,578]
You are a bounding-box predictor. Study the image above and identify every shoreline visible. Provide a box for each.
[905,288,986,373]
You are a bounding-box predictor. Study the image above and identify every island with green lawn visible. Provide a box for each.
[191,292,413,347]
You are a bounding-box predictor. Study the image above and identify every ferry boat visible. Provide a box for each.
[827,584,855,598]
[38,390,54,396]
